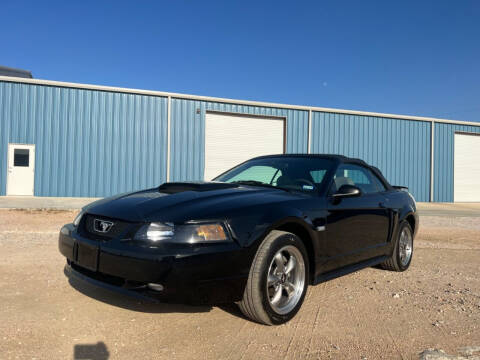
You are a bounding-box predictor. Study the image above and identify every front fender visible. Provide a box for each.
[226,203,316,248]
[226,202,322,276]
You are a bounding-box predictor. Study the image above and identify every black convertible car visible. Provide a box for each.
[59,154,418,325]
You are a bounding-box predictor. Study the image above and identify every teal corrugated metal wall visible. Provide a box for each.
[169,98,309,181]
[2,79,480,201]
[434,123,480,202]
[0,82,168,197]
[170,99,205,182]
[311,112,431,202]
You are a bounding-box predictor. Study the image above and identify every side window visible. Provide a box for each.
[345,168,369,184]
[227,165,280,184]
[331,164,383,194]
[370,172,387,192]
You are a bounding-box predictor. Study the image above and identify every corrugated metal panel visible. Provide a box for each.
[3,79,480,201]
[434,123,480,202]
[170,99,206,182]
[0,81,168,197]
[0,83,10,196]
[6,75,480,128]
[169,98,309,181]
[310,112,431,202]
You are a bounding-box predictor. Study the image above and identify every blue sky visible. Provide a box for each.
[2,0,479,122]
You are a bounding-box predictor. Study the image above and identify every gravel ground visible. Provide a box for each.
[0,210,479,360]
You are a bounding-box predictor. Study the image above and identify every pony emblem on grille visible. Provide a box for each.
[93,219,114,233]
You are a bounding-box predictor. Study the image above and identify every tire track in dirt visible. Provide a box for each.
[365,275,407,360]
[223,315,251,360]
[282,288,312,359]
[238,327,259,360]
[305,282,329,359]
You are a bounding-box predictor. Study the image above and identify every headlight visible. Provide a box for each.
[73,210,85,227]
[182,223,229,243]
[134,222,175,242]
[133,222,230,244]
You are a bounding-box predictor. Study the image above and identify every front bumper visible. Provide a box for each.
[59,224,252,304]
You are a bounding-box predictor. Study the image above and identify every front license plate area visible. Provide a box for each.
[76,242,99,272]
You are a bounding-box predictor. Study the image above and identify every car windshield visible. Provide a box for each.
[214,157,335,193]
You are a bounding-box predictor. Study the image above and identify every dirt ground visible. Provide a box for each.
[0,210,479,360]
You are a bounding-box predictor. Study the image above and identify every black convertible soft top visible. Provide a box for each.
[252,154,393,190]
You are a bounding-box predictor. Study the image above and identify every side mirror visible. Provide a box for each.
[332,184,361,198]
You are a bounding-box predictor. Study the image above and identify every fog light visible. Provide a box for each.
[147,283,164,292]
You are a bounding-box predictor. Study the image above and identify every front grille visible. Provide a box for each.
[81,214,134,241]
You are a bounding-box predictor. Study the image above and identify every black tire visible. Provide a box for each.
[238,230,309,325]
[381,221,414,272]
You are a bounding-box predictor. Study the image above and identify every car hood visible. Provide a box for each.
[84,182,301,223]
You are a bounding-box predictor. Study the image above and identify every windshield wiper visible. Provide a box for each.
[230,180,291,192]
[231,180,268,186]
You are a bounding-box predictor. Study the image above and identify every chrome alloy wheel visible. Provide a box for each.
[266,245,306,315]
[398,227,413,267]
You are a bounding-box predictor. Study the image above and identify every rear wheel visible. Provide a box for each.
[381,220,413,271]
[238,230,309,325]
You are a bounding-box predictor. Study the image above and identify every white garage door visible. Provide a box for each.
[204,112,285,180]
[454,133,480,202]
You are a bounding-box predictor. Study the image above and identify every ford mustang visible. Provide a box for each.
[59,154,418,325]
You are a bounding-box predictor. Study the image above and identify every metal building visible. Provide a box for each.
[1,76,479,202]
[0,66,33,79]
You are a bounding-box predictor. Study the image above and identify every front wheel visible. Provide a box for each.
[238,230,309,325]
[381,220,414,272]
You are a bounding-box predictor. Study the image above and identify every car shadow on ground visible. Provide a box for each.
[67,276,212,314]
[66,274,248,320]
[74,341,109,360]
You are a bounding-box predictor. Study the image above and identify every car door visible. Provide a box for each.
[325,164,391,269]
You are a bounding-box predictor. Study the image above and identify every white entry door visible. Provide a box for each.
[7,144,35,196]
[454,133,480,202]
[204,113,285,180]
